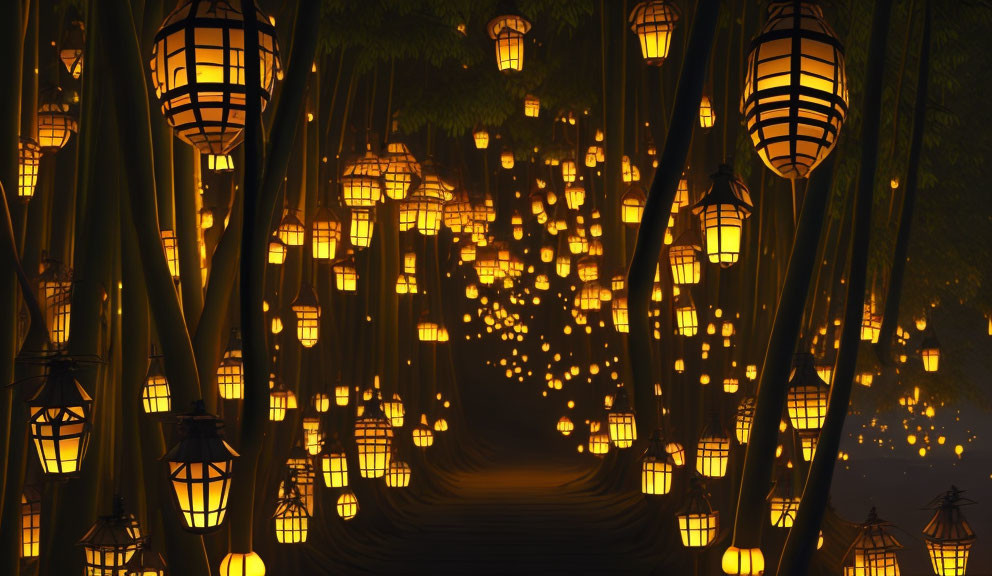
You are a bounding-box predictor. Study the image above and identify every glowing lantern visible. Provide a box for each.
[60,20,85,78]
[28,360,92,476]
[412,414,435,448]
[670,230,702,285]
[291,283,320,348]
[382,141,420,201]
[473,128,490,149]
[349,208,374,248]
[333,258,358,292]
[207,154,234,172]
[336,490,358,520]
[621,185,647,225]
[20,487,41,558]
[18,137,41,199]
[589,428,611,456]
[640,432,673,495]
[386,460,412,488]
[276,211,305,246]
[557,416,574,436]
[39,261,73,348]
[921,329,940,373]
[565,184,585,210]
[141,359,171,414]
[696,417,730,478]
[268,382,289,422]
[734,396,755,444]
[723,546,765,576]
[220,552,265,576]
[320,445,348,488]
[217,355,244,400]
[677,479,718,548]
[267,236,286,265]
[501,148,515,169]
[861,303,882,343]
[488,14,531,72]
[675,293,698,337]
[273,478,309,544]
[150,0,280,155]
[355,393,392,478]
[607,386,637,448]
[923,487,976,576]
[629,0,679,65]
[383,393,405,427]
[786,353,829,431]
[524,94,540,117]
[742,2,848,179]
[311,207,341,260]
[769,471,800,528]
[692,165,752,267]
[799,430,819,462]
[124,541,168,576]
[612,294,630,333]
[38,89,77,151]
[164,403,238,533]
[849,508,902,576]
[561,159,577,183]
[341,150,384,207]
[79,498,142,576]
[699,94,716,129]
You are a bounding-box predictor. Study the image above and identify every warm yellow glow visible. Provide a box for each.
[141,370,171,414]
[336,491,359,520]
[488,14,531,72]
[386,460,412,488]
[641,458,673,495]
[722,547,765,575]
[629,1,679,65]
[320,452,348,488]
[770,497,801,528]
[524,94,540,117]
[20,492,40,558]
[473,128,489,149]
[678,512,718,548]
[220,552,266,576]
[696,433,730,478]
[699,94,716,129]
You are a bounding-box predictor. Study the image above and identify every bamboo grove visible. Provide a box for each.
[0,0,989,575]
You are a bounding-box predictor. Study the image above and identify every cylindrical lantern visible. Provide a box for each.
[640,432,673,495]
[163,403,239,533]
[320,444,349,489]
[141,359,172,414]
[742,2,848,179]
[336,490,359,520]
[629,1,679,65]
[785,353,829,431]
[273,477,309,544]
[850,508,903,576]
[355,393,392,478]
[677,479,718,548]
[150,0,280,155]
[20,487,41,558]
[386,460,412,488]
[691,165,752,267]
[607,386,637,448]
[696,416,730,478]
[18,137,42,199]
[311,207,342,260]
[669,229,702,285]
[920,329,941,373]
[382,141,420,201]
[699,94,716,129]
[487,14,531,72]
[290,283,320,348]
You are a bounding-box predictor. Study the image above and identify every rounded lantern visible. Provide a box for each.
[38,89,77,151]
[923,487,976,576]
[341,150,384,207]
[150,0,280,155]
[290,283,320,348]
[163,403,239,533]
[677,479,718,548]
[488,14,531,72]
[386,460,412,488]
[621,185,647,225]
[607,386,637,448]
[311,207,342,260]
[273,479,309,544]
[640,432,673,495]
[220,552,265,576]
[382,141,421,201]
[473,128,489,149]
[742,2,848,179]
[691,165,752,267]
[28,360,92,476]
[124,542,168,576]
[355,394,392,478]
[629,1,679,65]
[785,353,829,431]
[79,498,143,576]
[696,417,730,478]
[669,229,702,285]
[413,414,435,448]
[556,416,574,436]
[141,359,172,414]
[336,490,359,520]
[722,547,765,576]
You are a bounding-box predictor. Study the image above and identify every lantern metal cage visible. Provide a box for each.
[612,294,630,334]
[276,211,306,247]
[20,486,41,558]
[267,235,287,265]
[742,2,848,179]
[78,497,143,576]
[386,460,412,488]
[355,393,393,478]
[124,541,168,576]
[60,20,85,79]
[291,283,321,348]
[311,207,342,260]
[669,229,703,285]
[629,0,679,65]
[38,87,77,151]
[768,470,800,528]
[321,444,349,489]
[18,137,42,199]
[349,208,375,249]
[696,416,730,478]
[677,478,719,548]
[333,257,358,292]
[163,403,239,533]
[141,359,172,414]
[38,260,73,348]
[786,353,829,431]
[285,449,316,515]
[341,150,385,207]
[28,359,92,476]
[383,393,405,427]
[640,432,674,495]
[920,329,941,373]
[413,414,435,448]
[150,0,279,155]
[217,356,244,400]
[382,141,421,201]
[699,94,716,129]
[336,490,359,520]
[621,185,647,225]
[607,386,638,448]
[675,292,698,337]
[488,14,531,72]
[846,508,903,576]
[922,487,976,576]
[273,477,309,544]
[691,164,752,267]
[734,396,755,444]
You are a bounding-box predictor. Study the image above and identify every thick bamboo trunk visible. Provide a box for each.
[627,0,720,439]
[776,2,894,574]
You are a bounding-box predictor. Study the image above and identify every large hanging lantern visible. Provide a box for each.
[163,403,239,533]
[923,487,976,576]
[355,393,392,478]
[742,2,848,179]
[607,386,637,448]
[677,478,718,548]
[640,431,673,495]
[849,508,902,576]
[785,353,829,431]
[150,0,280,155]
[487,14,531,72]
[629,1,679,65]
[696,416,730,478]
[669,229,702,285]
[692,165,752,267]
[290,283,320,348]
[79,498,143,576]
[38,88,77,151]
[141,359,172,414]
[28,359,92,476]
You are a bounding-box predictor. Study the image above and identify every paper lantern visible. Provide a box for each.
[488,14,531,72]
[164,404,238,533]
[742,2,848,179]
[28,360,92,476]
[150,0,280,155]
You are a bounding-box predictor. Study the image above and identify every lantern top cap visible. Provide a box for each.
[164,402,239,462]
[629,0,680,28]
[788,352,828,389]
[487,13,531,38]
[610,385,634,413]
[78,495,141,548]
[125,543,168,574]
[692,164,752,215]
[678,476,715,515]
[291,282,320,309]
[29,359,92,407]
[852,507,903,552]
[923,486,977,543]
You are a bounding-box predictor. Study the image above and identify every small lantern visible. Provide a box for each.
[320,444,349,488]
[621,185,647,225]
[699,94,716,129]
[141,359,172,414]
[382,141,420,201]
[18,137,42,199]
[677,478,718,548]
[735,396,755,444]
[124,541,168,576]
[164,403,238,533]
[692,165,752,267]
[921,329,941,373]
[355,393,392,478]
[922,487,976,576]
[799,430,819,462]
[696,416,730,478]
[629,1,679,65]
[38,88,77,151]
[273,476,309,544]
[383,393,405,427]
[336,490,358,520]
[60,20,85,79]
[501,148,515,169]
[565,184,585,210]
[561,159,577,183]
[861,303,882,343]
[608,386,637,448]
[220,552,265,576]
[217,355,244,401]
[20,487,41,558]
[589,427,611,456]
[386,460,412,488]
[39,261,73,348]
[675,293,698,337]
[290,283,320,348]
[79,498,143,576]
[413,414,435,448]
[640,432,673,495]
[669,229,703,285]
[150,0,280,155]
[311,207,342,260]
[768,470,801,528]
[349,208,375,249]
[786,353,829,431]
[557,416,574,436]
[524,94,540,117]
[849,508,902,576]
[742,2,848,179]
[276,211,305,247]
[269,381,289,422]
[333,258,358,292]
[488,14,531,72]
[612,294,630,333]
[28,359,92,476]
[207,154,234,172]
[267,236,287,265]
[473,128,490,149]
